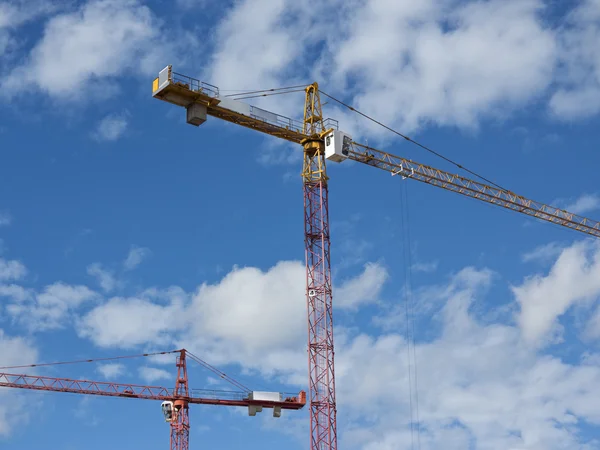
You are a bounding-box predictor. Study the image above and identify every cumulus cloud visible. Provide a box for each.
[0,1,56,30]
[123,246,150,271]
[333,266,600,450]
[6,282,99,331]
[0,284,31,302]
[329,0,556,133]
[0,329,38,437]
[77,296,181,349]
[87,263,117,293]
[335,262,388,309]
[2,0,599,129]
[513,240,600,345]
[0,257,27,281]
[1,0,173,99]
[76,260,388,379]
[205,0,600,135]
[550,0,600,119]
[564,193,600,215]
[207,0,304,95]
[92,112,129,141]
[3,240,600,447]
[411,260,439,273]
[138,366,171,383]
[0,0,57,59]
[0,211,11,226]
[206,0,558,136]
[96,363,125,379]
[522,242,566,264]
[337,327,600,449]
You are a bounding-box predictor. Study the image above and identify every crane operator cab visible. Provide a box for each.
[161,401,175,422]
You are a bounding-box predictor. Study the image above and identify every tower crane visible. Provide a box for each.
[151,66,600,450]
[0,349,306,450]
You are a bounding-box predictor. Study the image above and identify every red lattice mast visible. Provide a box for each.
[171,350,190,450]
[302,83,337,450]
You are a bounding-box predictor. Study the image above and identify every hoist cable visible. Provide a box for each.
[224,85,306,98]
[231,88,306,101]
[318,90,508,192]
[0,350,179,370]
[186,351,251,393]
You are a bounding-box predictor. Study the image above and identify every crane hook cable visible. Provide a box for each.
[0,350,180,370]
[400,182,422,450]
[318,90,509,192]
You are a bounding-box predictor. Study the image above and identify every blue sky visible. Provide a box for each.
[1,0,600,449]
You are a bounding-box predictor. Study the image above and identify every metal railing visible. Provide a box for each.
[169,70,339,135]
[171,71,220,98]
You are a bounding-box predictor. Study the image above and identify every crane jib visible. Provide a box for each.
[347,146,600,238]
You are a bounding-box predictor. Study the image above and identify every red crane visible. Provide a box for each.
[0,349,306,450]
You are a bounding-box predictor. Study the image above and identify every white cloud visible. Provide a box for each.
[96,363,125,379]
[0,329,38,437]
[0,329,38,369]
[522,242,566,263]
[123,246,150,271]
[332,266,600,450]
[7,282,98,331]
[175,0,209,9]
[0,1,56,30]
[92,112,129,141]
[76,260,385,380]
[411,260,438,273]
[550,0,600,119]
[76,293,185,349]
[11,244,600,447]
[207,0,302,94]
[335,262,388,309]
[0,257,27,281]
[138,366,171,383]
[0,211,11,226]
[0,284,31,302]
[207,0,557,136]
[330,0,556,133]
[2,0,171,99]
[87,263,117,293]
[513,240,600,345]
[374,265,494,332]
[565,193,600,215]
[204,0,600,135]
[585,305,600,341]
[0,1,57,59]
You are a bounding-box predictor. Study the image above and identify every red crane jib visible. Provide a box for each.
[0,372,306,409]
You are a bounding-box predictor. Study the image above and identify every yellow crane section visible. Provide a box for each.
[152,65,600,239]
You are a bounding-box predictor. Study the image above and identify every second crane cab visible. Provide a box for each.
[161,401,175,422]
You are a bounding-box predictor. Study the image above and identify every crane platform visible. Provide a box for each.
[152,65,325,143]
